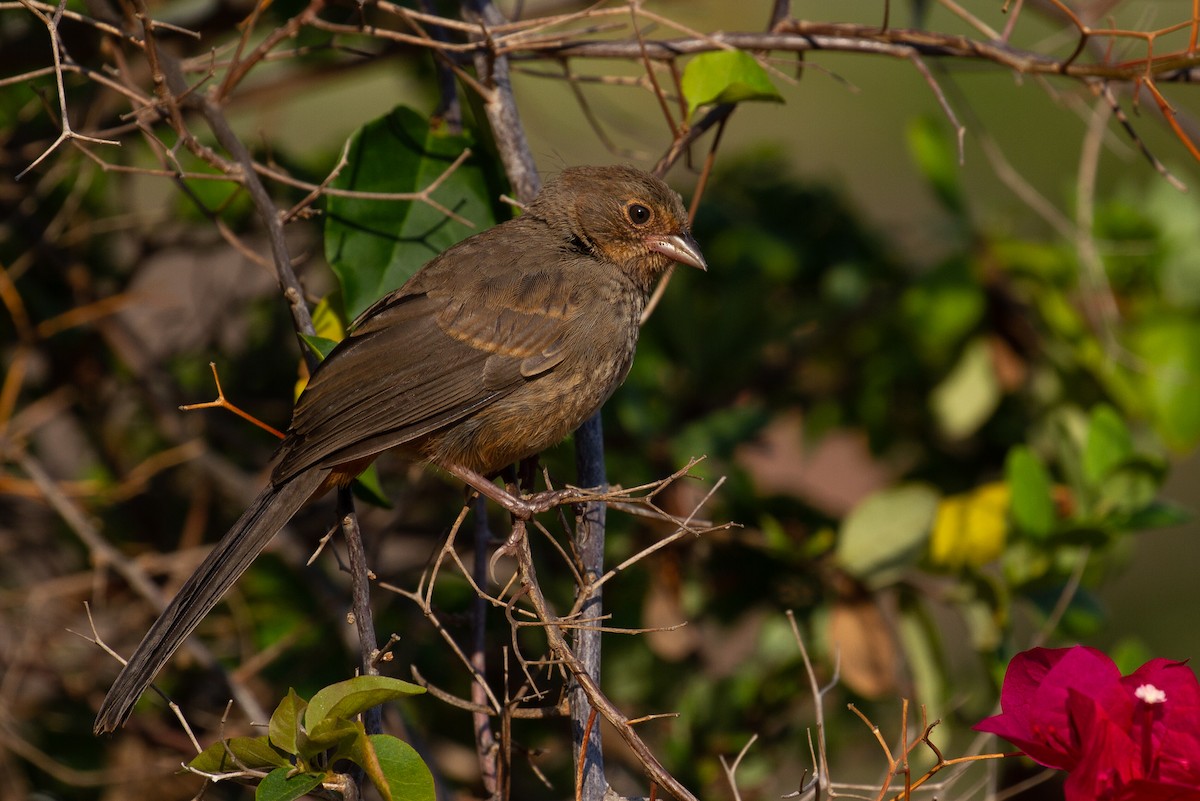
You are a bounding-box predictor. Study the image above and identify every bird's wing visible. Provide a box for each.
[271,246,583,481]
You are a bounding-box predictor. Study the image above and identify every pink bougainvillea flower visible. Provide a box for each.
[975,646,1120,770]
[976,646,1200,801]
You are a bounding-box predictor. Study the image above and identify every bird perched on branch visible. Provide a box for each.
[94,164,706,733]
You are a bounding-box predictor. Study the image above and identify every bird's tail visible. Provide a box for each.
[94,468,329,733]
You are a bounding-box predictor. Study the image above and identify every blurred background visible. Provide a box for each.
[3,0,1199,798]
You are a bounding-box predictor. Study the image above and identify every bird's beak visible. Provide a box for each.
[647,232,707,271]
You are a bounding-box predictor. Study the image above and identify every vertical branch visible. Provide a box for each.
[461,0,540,203]
[471,495,500,799]
[572,416,607,801]
[339,487,383,736]
[419,0,463,133]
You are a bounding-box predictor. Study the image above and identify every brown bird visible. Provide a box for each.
[94,165,706,733]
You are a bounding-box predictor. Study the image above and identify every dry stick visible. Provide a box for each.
[470,495,500,799]
[510,521,699,801]
[643,111,727,323]
[15,0,121,179]
[520,24,1200,82]
[718,733,758,801]
[786,610,833,797]
[462,0,540,203]
[216,0,327,100]
[339,487,383,736]
[1074,96,1127,362]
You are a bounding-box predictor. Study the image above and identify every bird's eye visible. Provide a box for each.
[626,202,652,226]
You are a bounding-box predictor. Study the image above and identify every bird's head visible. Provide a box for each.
[531,165,707,291]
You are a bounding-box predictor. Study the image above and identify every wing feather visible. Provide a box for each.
[272,238,587,481]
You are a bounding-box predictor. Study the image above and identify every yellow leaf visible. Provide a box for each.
[929,482,1010,569]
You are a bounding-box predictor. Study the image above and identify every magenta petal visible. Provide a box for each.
[975,646,1121,771]
[1064,705,1138,801]
[1113,781,1200,801]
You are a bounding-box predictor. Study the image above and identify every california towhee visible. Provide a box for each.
[94,165,706,733]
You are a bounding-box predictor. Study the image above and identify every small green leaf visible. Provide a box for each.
[1083,404,1133,485]
[930,337,1000,440]
[836,484,939,586]
[681,50,783,116]
[304,716,359,753]
[300,334,340,363]
[189,736,290,773]
[1096,461,1161,518]
[255,766,325,801]
[269,689,308,756]
[1006,446,1056,539]
[363,734,436,801]
[304,676,425,731]
[1120,500,1191,530]
[352,464,392,508]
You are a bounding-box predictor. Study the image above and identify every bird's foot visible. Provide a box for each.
[445,463,576,519]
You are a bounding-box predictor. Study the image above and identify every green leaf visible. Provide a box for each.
[1128,314,1200,450]
[681,51,783,116]
[1096,460,1162,519]
[1145,179,1200,309]
[304,716,359,753]
[907,115,963,215]
[362,734,436,801]
[189,736,290,773]
[324,105,508,321]
[1083,404,1133,485]
[1120,500,1191,530]
[897,602,945,712]
[300,334,340,363]
[930,337,1000,440]
[352,463,392,508]
[901,259,985,362]
[304,675,426,731]
[255,766,325,801]
[268,688,308,756]
[1006,446,1056,539]
[836,484,939,586]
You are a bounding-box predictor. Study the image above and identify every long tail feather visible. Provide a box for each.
[94,468,328,733]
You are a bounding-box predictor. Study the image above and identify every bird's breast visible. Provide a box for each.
[422,284,644,475]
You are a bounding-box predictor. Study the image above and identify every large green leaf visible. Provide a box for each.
[303,675,426,731]
[681,50,783,116]
[324,105,508,321]
[361,734,436,801]
[189,736,290,773]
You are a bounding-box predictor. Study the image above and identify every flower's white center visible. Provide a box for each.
[1135,683,1167,705]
